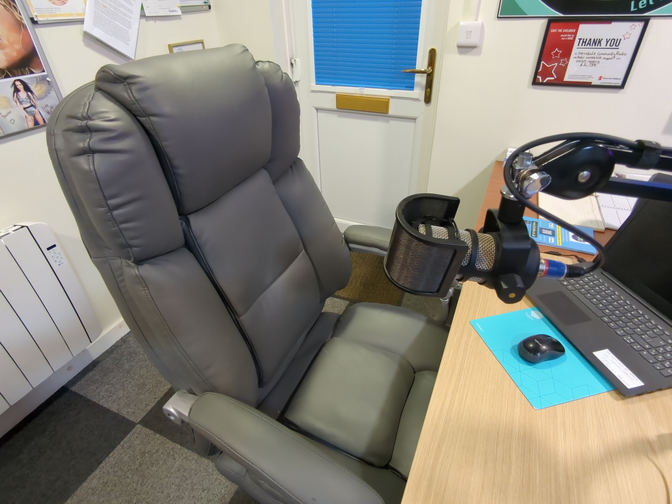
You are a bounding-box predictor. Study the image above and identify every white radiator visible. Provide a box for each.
[0,223,101,413]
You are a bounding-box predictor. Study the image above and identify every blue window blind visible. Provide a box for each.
[312,0,422,91]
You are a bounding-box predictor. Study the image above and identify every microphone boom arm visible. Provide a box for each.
[385,133,672,305]
[511,134,672,202]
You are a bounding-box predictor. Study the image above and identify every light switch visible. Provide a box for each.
[457,21,484,48]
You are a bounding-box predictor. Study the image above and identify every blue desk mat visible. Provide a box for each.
[470,308,613,409]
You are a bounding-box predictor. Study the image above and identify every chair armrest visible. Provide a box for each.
[187,392,385,504]
[343,225,392,256]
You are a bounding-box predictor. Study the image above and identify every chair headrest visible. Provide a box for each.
[96,44,273,215]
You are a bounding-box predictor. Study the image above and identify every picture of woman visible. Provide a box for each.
[0,74,59,136]
[12,78,44,127]
[0,0,45,79]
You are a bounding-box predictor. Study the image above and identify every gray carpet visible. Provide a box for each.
[0,333,258,504]
[0,289,448,504]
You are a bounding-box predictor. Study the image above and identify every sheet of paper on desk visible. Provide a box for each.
[537,192,605,231]
[471,308,613,409]
[596,173,651,230]
[596,193,638,230]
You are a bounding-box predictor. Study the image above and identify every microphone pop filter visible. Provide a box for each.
[384,194,468,297]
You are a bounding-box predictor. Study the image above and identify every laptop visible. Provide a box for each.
[527,174,672,397]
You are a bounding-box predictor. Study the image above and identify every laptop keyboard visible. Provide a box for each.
[561,275,672,378]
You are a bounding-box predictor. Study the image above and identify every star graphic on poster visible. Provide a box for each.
[559,58,569,67]
[537,61,558,83]
[630,23,639,31]
[623,32,632,40]
[551,48,562,59]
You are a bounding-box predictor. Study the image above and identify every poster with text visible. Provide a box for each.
[499,0,672,17]
[533,20,648,88]
[24,0,87,22]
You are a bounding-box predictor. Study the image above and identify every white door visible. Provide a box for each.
[275,0,449,230]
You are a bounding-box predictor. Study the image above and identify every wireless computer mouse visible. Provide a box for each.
[518,334,565,364]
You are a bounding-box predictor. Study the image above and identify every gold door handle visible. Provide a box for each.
[401,67,433,74]
[401,48,436,104]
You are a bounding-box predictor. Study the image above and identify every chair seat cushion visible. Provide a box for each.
[284,303,448,469]
[335,303,448,373]
[284,337,414,466]
[389,370,436,479]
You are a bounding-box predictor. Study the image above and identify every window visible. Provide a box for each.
[312,0,422,91]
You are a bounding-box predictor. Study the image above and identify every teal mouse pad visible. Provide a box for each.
[470,308,613,409]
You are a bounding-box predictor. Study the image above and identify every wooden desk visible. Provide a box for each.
[401,163,672,504]
[477,161,615,261]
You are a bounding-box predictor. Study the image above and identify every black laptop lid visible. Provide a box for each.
[602,173,672,320]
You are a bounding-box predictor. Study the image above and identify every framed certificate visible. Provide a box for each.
[168,40,205,53]
[532,18,648,88]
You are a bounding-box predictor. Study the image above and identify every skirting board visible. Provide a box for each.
[335,217,363,234]
[0,319,129,438]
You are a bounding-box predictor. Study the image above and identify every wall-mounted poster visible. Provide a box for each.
[532,19,648,88]
[0,0,61,139]
[499,0,672,17]
[22,0,87,22]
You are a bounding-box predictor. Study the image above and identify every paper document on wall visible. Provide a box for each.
[176,0,210,11]
[537,192,605,231]
[84,0,142,59]
[142,0,181,16]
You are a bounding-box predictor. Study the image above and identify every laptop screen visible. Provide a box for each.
[603,178,672,321]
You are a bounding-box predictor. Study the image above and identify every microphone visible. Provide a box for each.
[384,192,587,303]
[416,224,585,283]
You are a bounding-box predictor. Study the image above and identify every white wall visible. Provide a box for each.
[214,0,276,62]
[0,3,274,337]
[428,2,672,228]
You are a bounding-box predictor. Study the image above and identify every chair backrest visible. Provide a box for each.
[47,45,351,406]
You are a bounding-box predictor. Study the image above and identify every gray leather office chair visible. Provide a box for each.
[47,44,447,504]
